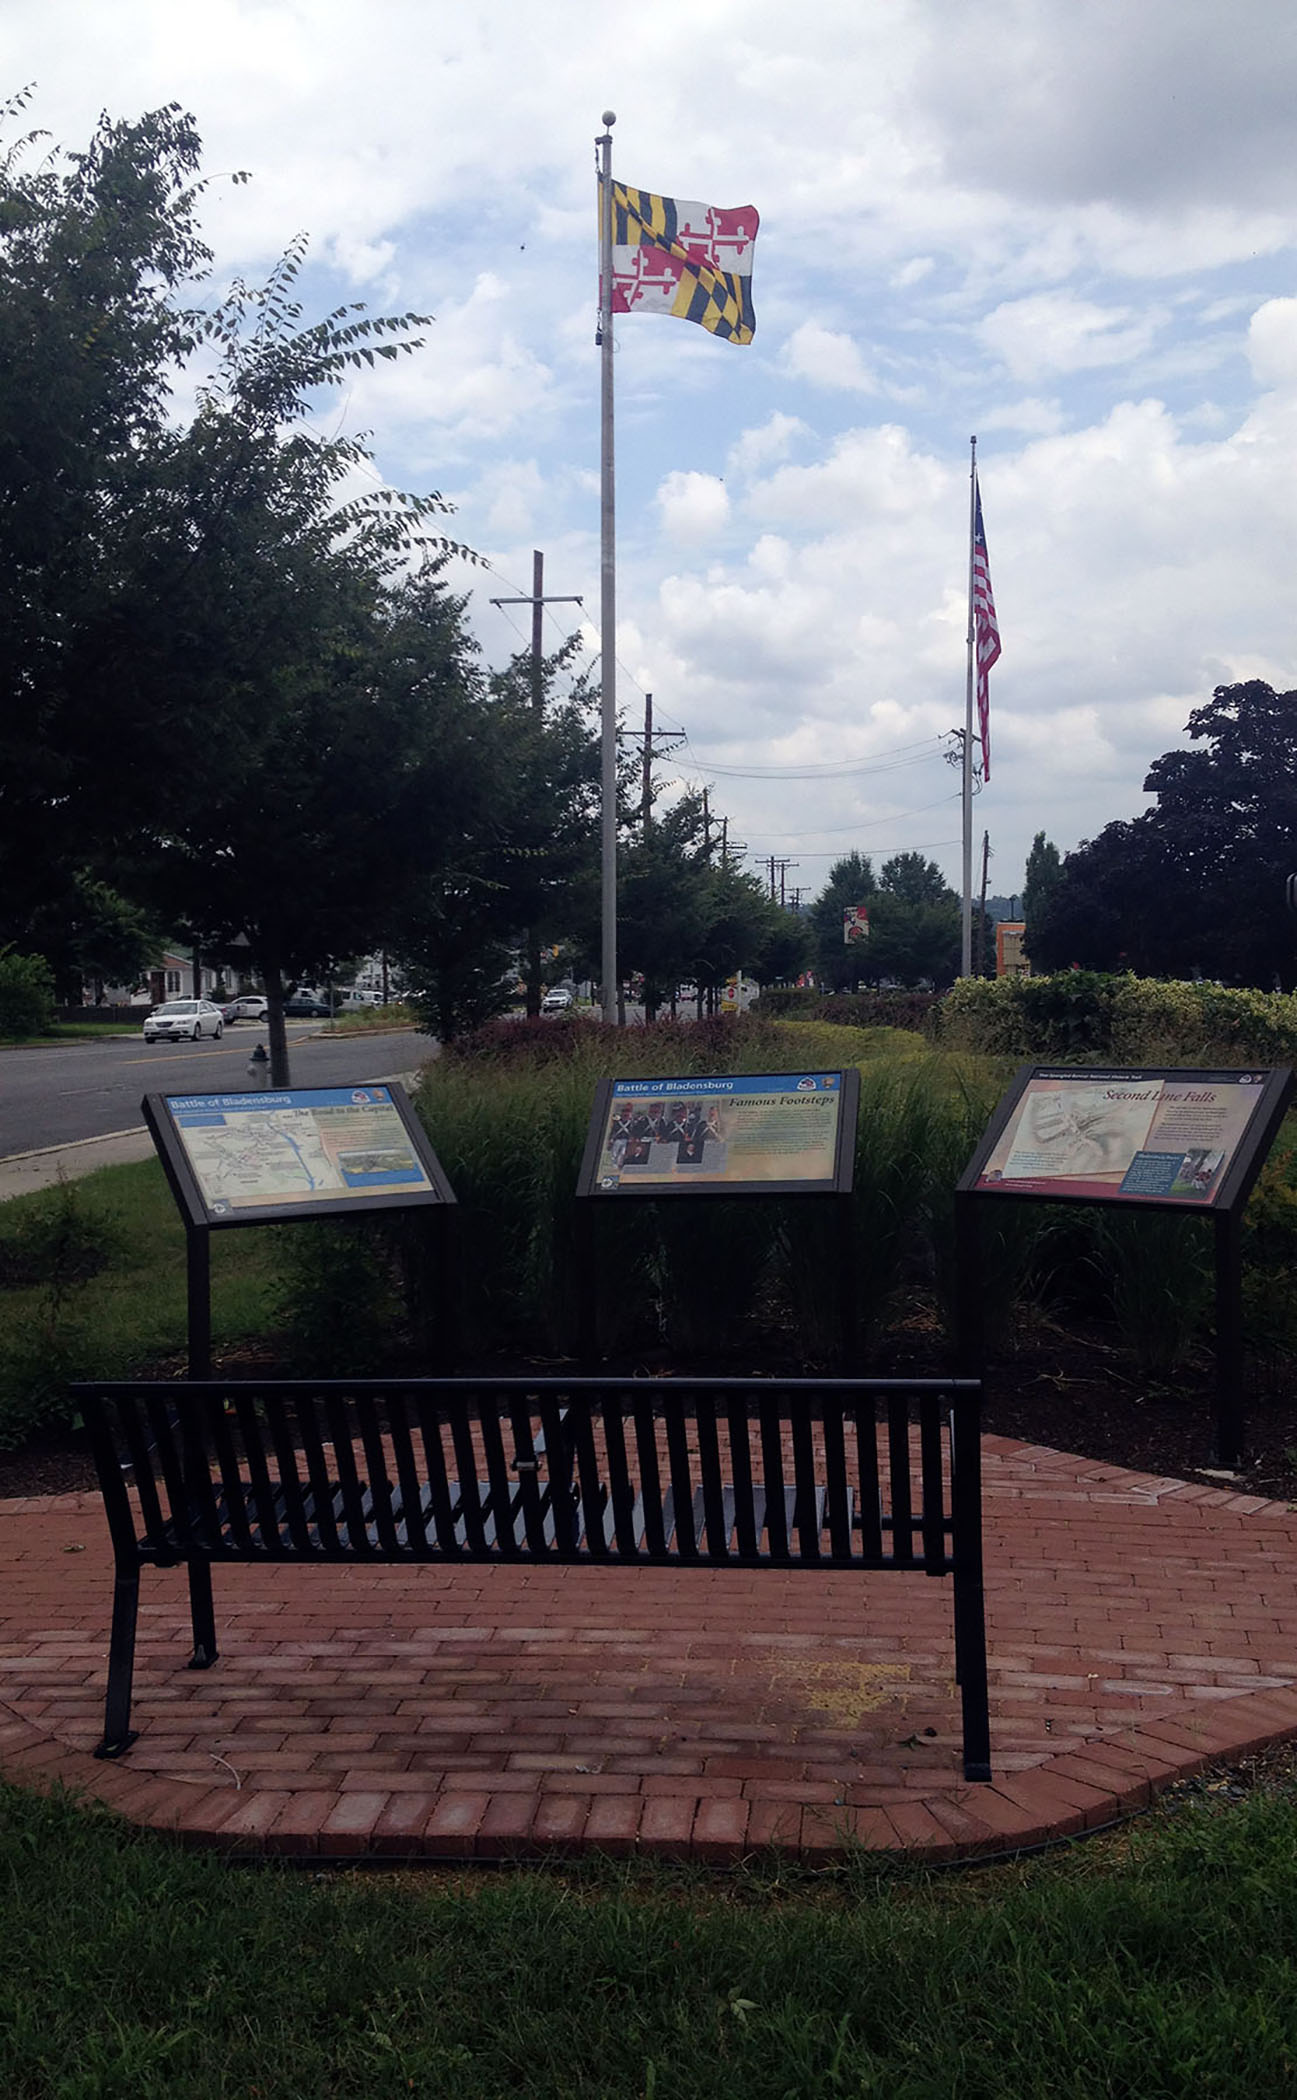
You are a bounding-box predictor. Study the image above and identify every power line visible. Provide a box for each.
[748,790,964,840]
[745,836,964,861]
[678,733,944,780]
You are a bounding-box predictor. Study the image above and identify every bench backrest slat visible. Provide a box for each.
[78,1376,978,1575]
[919,1396,949,1572]
[820,1399,853,1559]
[664,1403,700,1559]
[414,1395,460,1556]
[853,1407,884,1559]
[629,1395,667,1557]
[790,1405,821,1563]
[724,1397,759,1559]
[885,1393,913,1567]
[598,1396,639,1556]
[758,1395,789,1557]
[476,1400,520,1557]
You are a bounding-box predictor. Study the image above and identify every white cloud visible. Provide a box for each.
[655,471,731,542]
[980,293,1164,382]
[727,413,809,480]
[977,398,1065,436]
[1247,299,1297,391]
[780,320,877,392]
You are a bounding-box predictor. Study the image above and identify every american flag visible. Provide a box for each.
[972,478,1000,780]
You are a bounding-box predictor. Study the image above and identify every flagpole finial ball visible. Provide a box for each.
[602,109,616,126]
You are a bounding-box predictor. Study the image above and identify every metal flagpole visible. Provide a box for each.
[597,111,619,1023]
[961,435,977,978]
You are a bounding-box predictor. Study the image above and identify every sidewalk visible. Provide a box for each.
[3,1435,1296,1865]
[0,1126,156,1201]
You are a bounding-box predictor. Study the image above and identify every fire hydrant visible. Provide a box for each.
[247,1042,270,1088]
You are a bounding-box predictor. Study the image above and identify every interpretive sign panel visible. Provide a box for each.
[144,1084,455,1229]
[576,1070,859,1197]
[958,1066,1293,1212]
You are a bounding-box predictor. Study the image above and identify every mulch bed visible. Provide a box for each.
[5,1319,1297,1506]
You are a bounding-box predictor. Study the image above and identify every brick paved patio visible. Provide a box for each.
[3,1432,1296,1865]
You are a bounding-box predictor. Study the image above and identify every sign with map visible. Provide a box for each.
[959,1066,1293,1211]
[576,1070,859,1197]
[144,1085,454,1228]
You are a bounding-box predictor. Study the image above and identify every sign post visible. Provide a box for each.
[955,1064,1294,1467]
[575,1069,860,1363]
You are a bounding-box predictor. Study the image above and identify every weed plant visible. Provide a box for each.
[7,1777,1297,2097]
[1091,1209,1214,1378]
[266,1220,406,1376]
[0,1161,272,1447]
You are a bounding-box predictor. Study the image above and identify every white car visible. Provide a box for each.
[143,999,225,1042]
[221,994,269,1023]
[540,987,574,1012]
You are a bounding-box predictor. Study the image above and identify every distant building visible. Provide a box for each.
[996,922,1030,978]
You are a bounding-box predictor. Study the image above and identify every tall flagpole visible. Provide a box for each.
[597,111,619,1023]
[961,434,977,978]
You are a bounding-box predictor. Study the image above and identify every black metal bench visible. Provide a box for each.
[76,1375,992,1781]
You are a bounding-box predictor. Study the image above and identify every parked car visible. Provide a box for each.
[142,999,225,1042]
[540,987,574,1013]
[283,991,334,1017]
[220,994,269,1023]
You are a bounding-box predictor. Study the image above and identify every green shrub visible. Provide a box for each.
[0,1175,122,1291]
[266,1220,404,1376]
[758,987,940,1031]
[1091,1210,1213,1378]
[0,948,55,1038]
[934,971,1297,1067]
[0,1178,128,1446]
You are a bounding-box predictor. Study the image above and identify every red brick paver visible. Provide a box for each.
[3,1437,1297,1865]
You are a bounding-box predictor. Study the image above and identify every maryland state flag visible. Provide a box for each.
[607,183,758,343]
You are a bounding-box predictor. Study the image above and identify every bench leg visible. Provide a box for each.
[94,1569,141,1759]
[953,1570,992,1782]
[187,1559,218,1669]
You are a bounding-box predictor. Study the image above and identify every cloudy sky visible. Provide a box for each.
[8,0,1297,907]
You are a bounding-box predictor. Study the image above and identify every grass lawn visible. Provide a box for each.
[3,1773,1297,2097]
[0,1158,276,1444]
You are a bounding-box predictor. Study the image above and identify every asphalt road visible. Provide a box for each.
[0,1025,435,1161]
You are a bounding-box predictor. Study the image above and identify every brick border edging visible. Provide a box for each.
[6,1685,1297,1870]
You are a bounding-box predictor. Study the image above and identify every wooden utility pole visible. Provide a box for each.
[767,857,796,904]
[623,692,684,833]
[490,551,583,1013]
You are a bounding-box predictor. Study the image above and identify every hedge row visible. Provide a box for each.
[756,987,941,1032]
[931,971,1297,1065]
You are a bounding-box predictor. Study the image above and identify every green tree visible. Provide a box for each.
[1022,832,1063,965]
[878,852,952,906]
[0,96,216,942]
[55,227,477,1080]
[0,103,504,1077]
[808,853,878,990]
[485,641,601,1017]
[25,876,162,1003]
[1032,683,1297,988]
[389,636,602,1038]
[616,793,714,1017]
[692,859,807,1007]
[865,895,961,987]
